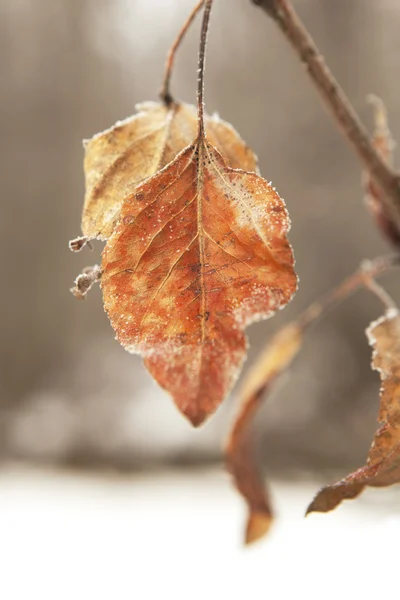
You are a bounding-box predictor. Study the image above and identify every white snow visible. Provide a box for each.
[0,466,399,600]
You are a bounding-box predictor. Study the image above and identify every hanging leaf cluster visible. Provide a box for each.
[71,0,297,427]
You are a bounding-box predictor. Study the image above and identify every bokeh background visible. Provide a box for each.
[2,0,400,474]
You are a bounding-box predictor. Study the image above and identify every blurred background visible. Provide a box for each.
[1,2,400,596]
[2,0,400,471]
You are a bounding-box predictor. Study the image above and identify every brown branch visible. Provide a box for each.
[159,0,204,106]
[252,0,400,232]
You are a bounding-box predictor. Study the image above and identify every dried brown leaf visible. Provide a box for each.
[307,309,400,515]
[225,323,303,543]
[101,134,297,426]
[81,101,257,241]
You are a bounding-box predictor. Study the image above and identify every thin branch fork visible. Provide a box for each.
[252,0,400,232]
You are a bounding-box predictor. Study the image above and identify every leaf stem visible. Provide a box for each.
[298,254,400,331]
[252,0,400,232]
[362,273,397,311]
[159,0,205,106]
[197,0,214,139]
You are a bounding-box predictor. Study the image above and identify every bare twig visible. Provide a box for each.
[197,0,214,139]
[361,269,397,311]
[252,0,400,232]
[159,0,204,106]
[298,254,400,329]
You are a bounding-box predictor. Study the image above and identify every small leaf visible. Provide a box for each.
[101,137,297,426]
[307,309,400,515]
[81,102,258,241]
[226,323,303,544]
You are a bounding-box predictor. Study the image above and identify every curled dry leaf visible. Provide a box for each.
[363,96,400,248]
[101,136,297,426]
[226,323,303,544]
[81,101,258,241]
[307,309,400,515]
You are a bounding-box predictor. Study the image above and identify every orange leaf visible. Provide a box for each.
[226,323,303,544]
[307,309,400,514]
[81,101,257,241]
[101,137,297,426]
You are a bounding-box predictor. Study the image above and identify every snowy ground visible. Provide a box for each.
[0,466,399,600]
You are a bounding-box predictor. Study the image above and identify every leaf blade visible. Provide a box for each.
[101,138,297,425]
